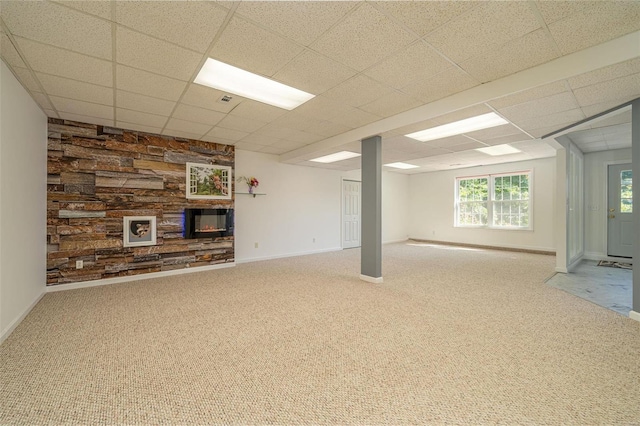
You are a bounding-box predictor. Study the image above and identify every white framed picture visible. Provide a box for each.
[123,216,157,247]
[186,162,232,200]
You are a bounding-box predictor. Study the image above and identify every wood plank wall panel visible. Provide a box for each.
[46,119,235,286]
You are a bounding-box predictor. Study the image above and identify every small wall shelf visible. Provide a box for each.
[235,192,266,198]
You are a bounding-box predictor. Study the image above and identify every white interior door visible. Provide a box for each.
[342,180,361,249]
[607,164,633,258]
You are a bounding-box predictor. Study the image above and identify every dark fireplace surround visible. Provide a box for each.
[184,208,234,239]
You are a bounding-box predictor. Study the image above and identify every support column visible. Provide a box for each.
[360,135,382,283]
[631,99,640,322]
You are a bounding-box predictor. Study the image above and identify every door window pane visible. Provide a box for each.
[620,170,632,213]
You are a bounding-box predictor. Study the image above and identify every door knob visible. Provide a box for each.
[609,214,615,219]
[609,208,615,212]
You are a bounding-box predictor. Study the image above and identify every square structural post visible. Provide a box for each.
[360,135,382,283]
[631,99,640,322]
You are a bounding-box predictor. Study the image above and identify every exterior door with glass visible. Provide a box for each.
[607,164,633,258]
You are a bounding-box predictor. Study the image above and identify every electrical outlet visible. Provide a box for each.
[313,238,316,243]
[255,242,259,248]
[76,260,83,269]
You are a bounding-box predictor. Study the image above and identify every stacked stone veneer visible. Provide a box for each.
[46,119,234,286]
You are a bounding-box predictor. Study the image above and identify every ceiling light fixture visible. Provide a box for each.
[310,151,361,163]
[405,112,509,142]
[384,162,419,169]
[194,58,315,110]
[475,144,522,156]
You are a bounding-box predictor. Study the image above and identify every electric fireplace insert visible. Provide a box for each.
[184,208,234,239]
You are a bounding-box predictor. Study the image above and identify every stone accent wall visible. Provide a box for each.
[46,119,234,286]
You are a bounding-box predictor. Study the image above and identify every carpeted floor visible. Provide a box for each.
[1,242,639,425]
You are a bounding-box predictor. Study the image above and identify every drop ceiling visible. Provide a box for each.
[1,1,639,173]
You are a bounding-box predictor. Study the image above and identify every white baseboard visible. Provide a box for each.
[408,237,555,255]
[46,262,236,293]
[360,274,383,284]
[235,247,342,264]
[383,238,409,244]
[630,311,640,323]
[555,267,568,273]
[0,290,46,345]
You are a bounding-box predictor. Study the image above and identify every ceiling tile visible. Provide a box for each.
[172,104,226,126]
[181,83,241,113]
[240,134,285,146]
[535,1,598,25]
[235,1,356,46]
[227,100,287,123]
[498,92,579,123]
[116,108,168,128]
[568,58,640,90]
[281,129,324,145]
[310,3,417,71]
[402,66,479,104]
[10,67,40,92]
[116,121,163,136]
[206,126,250,142]
[272,50,357,95]
[165,118,211,136]
[43,109,59,118]
[480,133,535,146]
[305,120,352,138]
[116,27,202,81]
[447,141,488,152]
[216,114,268,133]
[116,91,176,117]
[424,2,540,63]
[115,2,227,53]
[515,108,585,131]
[234,141,268,151]
[253,124,298,140]
[162,129,203,141]
[270,112,325,133]
[321,74,395,108]
[573,73,640,108]
[199,135,238,146]
[423,134,475,149]
[463,123,526,140]
[359,91,422,117]
[432,105,492,125]
[259,146,288,155]
[37,73,113,106]
[581,100,632,119]
[53,1,113,20]
[58,112,114,127]
[295,95,347,121]
[15,37,112,86]
[329,106,380,129]
[548,2,640,54]
[487,80,569,110]
[269,139,309,151]
[1,1,112,59]
[364,41,452,90]
[116,65,186,102]
[210,16,304,77]
[373,1,477,37]
[31,92,53,110]
[460,29,560,83]
[50,96,114,120]
[1,34,26,68]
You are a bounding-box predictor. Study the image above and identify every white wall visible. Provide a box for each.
[584,148,632,259]
[408,157,556,252]
[0,61,47,342]
[234,150,410,262]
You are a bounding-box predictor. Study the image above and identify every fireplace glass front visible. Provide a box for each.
[184,209,234,239]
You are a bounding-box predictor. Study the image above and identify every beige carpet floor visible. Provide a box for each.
[1,241,639,425]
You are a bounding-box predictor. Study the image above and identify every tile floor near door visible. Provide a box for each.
[546,260,632,316]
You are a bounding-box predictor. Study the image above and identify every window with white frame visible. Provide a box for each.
[455,171,532,229]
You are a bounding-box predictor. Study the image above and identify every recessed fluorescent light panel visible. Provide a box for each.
[475,144,522,156]
[310,151,361,163]
[405,112,509,142]
[384,162,419,169]
[194,58,315,110]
